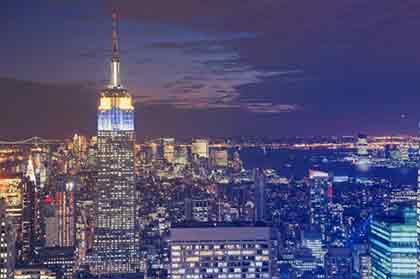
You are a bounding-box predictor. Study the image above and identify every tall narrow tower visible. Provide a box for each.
[92,11,139,275]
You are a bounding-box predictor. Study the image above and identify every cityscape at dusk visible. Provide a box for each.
[2,1,420,279]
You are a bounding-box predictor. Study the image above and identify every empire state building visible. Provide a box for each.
[91,11,139,275]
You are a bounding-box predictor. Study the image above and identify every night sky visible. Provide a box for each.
[2,0,420,140]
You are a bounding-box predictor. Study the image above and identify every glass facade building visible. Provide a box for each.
[370,208,417,279]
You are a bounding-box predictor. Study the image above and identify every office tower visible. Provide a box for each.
[308,175,329,241]
[174,145,189,165]
[45,215,59,247]
[290,248,323,278]
[72,134,88,164]
[25,156,45,260]
[169,224,278,279]
[184,198,209,222]
[301,230,325,265]
[359,254,372,279]
[210,149,228,168]
[231,151,243,172]
[41,247,75,279]
[356,134,369,157]
[191,139,209,159]
[21,178,35,263]
[0,176,23,230]
[254,168,266,223]
[418,169,420,278]
[162,138,175,163]
[399,142,410,161]
[352,245,371,279]
[370,208,417,279]
[389,186,417,205]
[325,248,352,279]
[0,199,16,279]
[45,178,76,248]
[0,177,36,264]
[91,11,139,275]
[55,178,76,247]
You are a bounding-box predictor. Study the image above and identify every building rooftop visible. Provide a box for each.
[170,223,273,242]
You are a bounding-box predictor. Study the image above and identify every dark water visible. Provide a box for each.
[238,147,417,186]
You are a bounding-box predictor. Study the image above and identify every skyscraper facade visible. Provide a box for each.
[169,224,278,279]
[308,176,329,241]
[370,208,417,279]
[0,199,16,279]
[91,11,139,275]
[417,169,420,278]
[324,248,352,279]
[45,178,75,248]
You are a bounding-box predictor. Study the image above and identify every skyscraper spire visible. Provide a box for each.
[112,10,119,61]
[110,10,121,88]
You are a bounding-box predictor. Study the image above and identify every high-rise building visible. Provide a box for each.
[418,169,420,277]
[308,176,329,241]
[41,247,75,279]
[0,199,16,279]
[45,177,76,248]
[301,230,325,266]
[162,138,175,163]
[0,177,23,229]
[21,178,35,263]
[191,139,209,159]
[399,143,410,162]
[356,134,369,157]
[184,198,209,222]
[324,248,352,279]
[91,11,139,275]
[370,208,417,279]
[352,244,371,279]
[359,254,372,279]
[254,169,266,223]
[210,149,228,168]
[169,224,278,279]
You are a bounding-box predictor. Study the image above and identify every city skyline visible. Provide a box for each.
[2,1,420,140]
[3,2,420,279]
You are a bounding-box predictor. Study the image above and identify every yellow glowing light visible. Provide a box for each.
[0,178,22,207]
[99,97,112,110]
[118,96,134,110]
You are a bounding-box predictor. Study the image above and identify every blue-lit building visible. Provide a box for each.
[91,11,139,275]
[369,207,417,279]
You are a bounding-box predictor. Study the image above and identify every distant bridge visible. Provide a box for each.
[0,136,64,146]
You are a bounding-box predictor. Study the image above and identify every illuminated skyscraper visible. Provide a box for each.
[417,169,420,278]
[0,199,16,279]
[45,177,75,248]
[91,11,139,275]
[370,208,417,279]
[308,175,329,241]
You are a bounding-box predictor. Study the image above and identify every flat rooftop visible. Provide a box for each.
[170,225,272,242]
